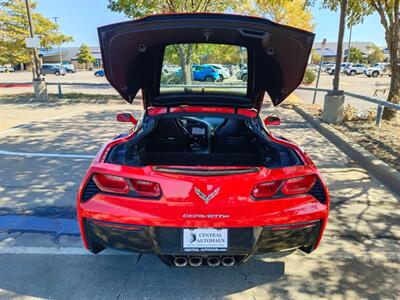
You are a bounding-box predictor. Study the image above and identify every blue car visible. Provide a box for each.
[192,65,219,81]
[94,69,105,77]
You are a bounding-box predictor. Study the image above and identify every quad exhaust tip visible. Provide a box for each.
[221,256,235,267]
[207,256,221,267]
[188,256,202,267]
[173,256,188,267]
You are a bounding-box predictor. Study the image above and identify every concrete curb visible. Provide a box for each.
[293,105,400,197]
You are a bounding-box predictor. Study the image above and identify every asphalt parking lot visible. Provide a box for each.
[0,96,399,299]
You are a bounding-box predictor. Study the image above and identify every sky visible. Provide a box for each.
[35,0,386,48]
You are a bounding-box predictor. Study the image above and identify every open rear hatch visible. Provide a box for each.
[98,13,314,110]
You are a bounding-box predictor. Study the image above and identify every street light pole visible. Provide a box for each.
[332,0,348,92]
[313,38,327,104]
[52,17,63,66]
[24,0,41,80]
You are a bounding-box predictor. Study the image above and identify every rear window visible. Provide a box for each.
[160,43,247,96]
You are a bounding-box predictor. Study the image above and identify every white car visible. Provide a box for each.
[204,64,231,81]
[364,63,390,77]
[0,65,14,72]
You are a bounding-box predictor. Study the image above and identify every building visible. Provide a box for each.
[312,41,383,62]
[39,46,102,69]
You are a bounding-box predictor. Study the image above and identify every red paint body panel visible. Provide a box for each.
[77,106,330,258]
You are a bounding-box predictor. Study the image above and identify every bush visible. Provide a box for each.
[302,69,316,85]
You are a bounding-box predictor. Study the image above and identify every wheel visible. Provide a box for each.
[366,74,371,78]
[241,74,248,82]
[350,70,356,76]
[95,73,100,77]
[55,71,60,76]
[61,73,66,76]
[217,74,224,82]
[204,75,214,82]
[372,71,379,78]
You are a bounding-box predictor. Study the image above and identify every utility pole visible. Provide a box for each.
[24,0,47,100]
[322,0,347,124]
[346,24,353,63]
[52,17,63,66]
[332,0,347,92]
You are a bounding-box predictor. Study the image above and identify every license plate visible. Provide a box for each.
[183,228,228,251]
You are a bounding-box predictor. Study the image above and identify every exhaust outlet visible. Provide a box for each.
[221,256,235,267]
[188,256,202,267]
[207,256,221,267]
[173,256,188,267]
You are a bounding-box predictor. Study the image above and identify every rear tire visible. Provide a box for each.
[350,70,356,76]
[205,75,214,82]
[217,74,224,82]
[55,71,60,76]
[241,74,248,82]
[372,71,379,78]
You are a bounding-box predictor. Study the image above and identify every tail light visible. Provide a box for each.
[252,175,317,199]
[281,175,316,195]
[92,174,130,194]
[252,181,282,198]
[129,179,161,198]
[92,173,161,198]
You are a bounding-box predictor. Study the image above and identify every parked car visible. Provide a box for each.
[235,68,248,81]
[94,69,105,77]
[203,64,231,81]
[326,63,353,75]
[62,63,76,73]
[78,13,330,267]
[320,62,335,72]
[364,63,390,77]
[191,65,219,82]
[344,64,368,76]
[40,64,66,76]
[0,65,15,72]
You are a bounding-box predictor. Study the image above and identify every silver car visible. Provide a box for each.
[344,64,368,76]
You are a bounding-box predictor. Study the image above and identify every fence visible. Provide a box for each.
[297,86,400,127]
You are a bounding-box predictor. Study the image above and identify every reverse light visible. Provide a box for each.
[92,173,130,194]
[92,173,161,198]
[129,179,161,198]
[281,175,317,195]
[252,181,282,198]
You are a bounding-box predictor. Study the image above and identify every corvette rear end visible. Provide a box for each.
[77,13,329,267]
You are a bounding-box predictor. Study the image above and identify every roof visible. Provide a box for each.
[39,46,101,61]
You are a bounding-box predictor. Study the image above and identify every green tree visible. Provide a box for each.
[319,0,399,120]
[348,47,364,63]
[367,44,385,64]
[107,0,242,84]
[0,0,73,65]
[76,43,95,70]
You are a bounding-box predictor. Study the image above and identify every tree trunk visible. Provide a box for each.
[381,0,399,120]
[177,44,192,85]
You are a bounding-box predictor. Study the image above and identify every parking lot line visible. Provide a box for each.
[0,149,94,159]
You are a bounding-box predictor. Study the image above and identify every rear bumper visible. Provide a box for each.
[84,218,323,261]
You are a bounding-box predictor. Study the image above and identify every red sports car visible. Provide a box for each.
[77,13,329,267]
